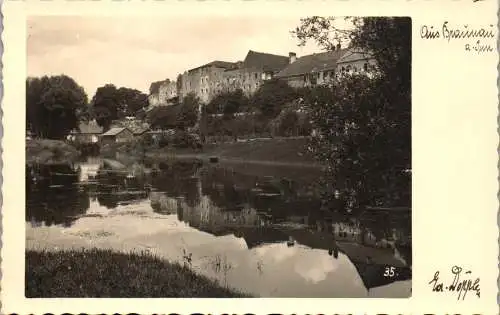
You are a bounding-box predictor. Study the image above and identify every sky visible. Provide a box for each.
[27,16,325,98]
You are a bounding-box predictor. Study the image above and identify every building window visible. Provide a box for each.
[363,63,368,71]
[254,73,258,80]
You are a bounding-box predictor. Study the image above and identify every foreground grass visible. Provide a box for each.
[26,249,250,298]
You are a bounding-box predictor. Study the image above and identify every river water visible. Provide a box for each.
[26,157,412,298]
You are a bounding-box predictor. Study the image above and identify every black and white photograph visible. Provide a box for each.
[25,15,412,298]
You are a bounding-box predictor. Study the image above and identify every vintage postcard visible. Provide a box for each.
[1,0,498,313]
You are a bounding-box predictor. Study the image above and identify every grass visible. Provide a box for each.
[148,137,319,166]
[26,139,79,165]
[26,248,251,298]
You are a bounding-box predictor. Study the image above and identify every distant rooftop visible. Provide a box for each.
[73,120,103,134]
[188,60,237,73]
[275,49,348,78]
[241,50,289,73]
[101,127,130,136]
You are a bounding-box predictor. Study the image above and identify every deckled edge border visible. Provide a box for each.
[1,0,5,312]
[497,1,499,308]
[0,2,494,313]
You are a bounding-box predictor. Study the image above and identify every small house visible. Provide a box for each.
[68,120,103,144]
[99,127,134,145]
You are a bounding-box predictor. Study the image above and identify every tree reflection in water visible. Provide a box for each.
[26,164,89,227]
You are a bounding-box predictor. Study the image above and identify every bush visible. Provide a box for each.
[26,139,79,165]
[250,79,299,119]
[172,131,202,149]
[306,76,410,211]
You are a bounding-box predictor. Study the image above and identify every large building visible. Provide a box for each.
[275,45,377,88]
[178,50,291,103]
[219,50,291,97]
[150,46,377,107]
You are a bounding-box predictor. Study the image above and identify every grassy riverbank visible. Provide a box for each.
[147,137,319,166]
[26,139,79,165]
[26,248,250,298]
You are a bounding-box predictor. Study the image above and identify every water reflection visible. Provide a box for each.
[26,158,412,297]
[26,164,89,227]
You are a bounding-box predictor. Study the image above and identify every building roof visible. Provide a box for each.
[101,127,131,136]
[336,48,375,64]
[242,50,289,73]
[73,120,103,134]
[275,49,348,78]
[188,60,237,73]
[130,126,149,135]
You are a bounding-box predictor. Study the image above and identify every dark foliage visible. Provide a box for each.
[295,17,411,211]
[26,75,88,139]
[147,93,200,131]
[147,104,181,130]
[206,89,249,117]
[91,84,148,130]
[176,74,183,96]
[177,93,201,130]
[250,79,299,118]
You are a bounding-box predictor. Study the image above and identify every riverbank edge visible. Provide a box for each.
[26,137,323,169]
[26,248,251,298]
[26,139,80,166]
[122,137,323,168]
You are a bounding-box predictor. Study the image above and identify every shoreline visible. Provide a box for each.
[27,137,322,169]
[145,151,324,169]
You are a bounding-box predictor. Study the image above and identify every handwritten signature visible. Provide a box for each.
[428,266,480,300]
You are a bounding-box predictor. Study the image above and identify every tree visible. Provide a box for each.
[295,17,411,211]
[91,84,148,130]
[250,79,299,118]
[147,104,181,130]
[271,108,298,137]
[26,75,88,139]
[91,84,120,131]
[117,87,148,115]
[177,93,200,131]
[206,89,248,117]
[176,74,183,97]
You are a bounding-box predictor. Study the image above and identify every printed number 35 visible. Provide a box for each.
[384,266,395,277]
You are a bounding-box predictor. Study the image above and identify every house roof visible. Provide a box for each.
[130,126,149,135]
[336,48,375,64]
[101,127,131,136]
[188,60,237,73]
[275,49,348,78]
[242,50,289,73]
[73,120,103,134]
